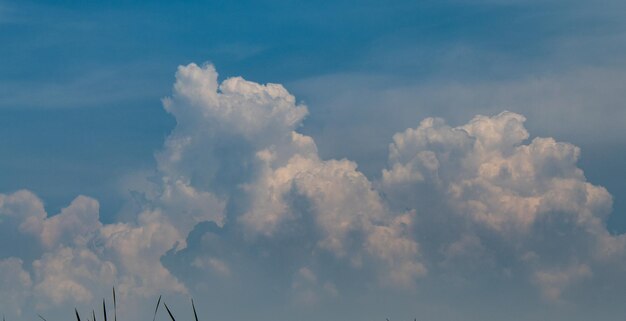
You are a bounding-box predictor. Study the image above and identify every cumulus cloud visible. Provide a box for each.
[159,63,425,289]
[32,246,116,306]
[382,111,626,299]
[0,63,424,318]
[0,191,185,315]
[1,63,626,320]
[100,209,186,297]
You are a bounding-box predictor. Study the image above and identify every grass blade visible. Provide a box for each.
[75,308,82,321]
[191,299,198,321]
[93,310,97,321]
[37,314,48,321]
[163,303,176,321]
[112,287,117,321]
[102,299,108,321]
[152,295,162,321]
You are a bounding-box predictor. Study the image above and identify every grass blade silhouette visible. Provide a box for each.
[112,287,117,321]
[75,308,82,321]
[152,295,162,321]
[191,299,198,321]
[37,314,48,321]
[163,303,176,321]
[93,310,97,321]
[102,299,108,321]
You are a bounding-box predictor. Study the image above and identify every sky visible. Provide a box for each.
[1,0,626,320]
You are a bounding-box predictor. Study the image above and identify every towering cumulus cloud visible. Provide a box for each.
[1,63,625,320]
[158,64,425,292]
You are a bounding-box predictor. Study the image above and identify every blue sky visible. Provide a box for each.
[1,0,626,320]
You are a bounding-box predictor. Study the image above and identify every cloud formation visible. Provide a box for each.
[382,111,625,300]
[0,191,183,317]
[157,63,425,289]
[1,63,625,320]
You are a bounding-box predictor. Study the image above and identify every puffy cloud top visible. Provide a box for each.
[165,63,308,141]
[383,111,610,232]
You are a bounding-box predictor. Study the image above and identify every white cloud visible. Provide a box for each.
[289,64,626,185]
[0,189,46,229]
[0,191,186,314]
[161,63,426,289]
[0,63,426,318]
[382,111,626,299]
[26,196,101,249]
[192,257,231,277]
[383,111,609,231]
[32,246,116,306]
[2,63,626,319]
[100,209,186,297]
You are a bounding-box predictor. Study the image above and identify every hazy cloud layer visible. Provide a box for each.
[1,64,625,320]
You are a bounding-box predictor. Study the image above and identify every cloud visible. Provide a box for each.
[0,191,185,315]
[159,63,425,289]
[32,246,116,306]
[0,258,32,318]
[1,63,626,320]
[0,63,425,319]
[24,196,101,249]
[290,61,626,183]
[381,111,626,300]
